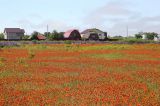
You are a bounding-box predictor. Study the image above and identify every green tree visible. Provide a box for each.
[52,30,59,40]
[0,33,4,40]
[49,30,63,40]
[59,32,64,40]
[135,33,142,39]
[31,31,39,40]
[144,32,158,40]
[44,32,51,38]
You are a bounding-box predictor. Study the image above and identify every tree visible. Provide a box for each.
[59,32,64,40]
[31,31,39,40]
[135,33,142,39]
[48,30,64,40]
[144,32,158,40]
[52,30,59,40]
[0,33,4,40]
[44,32,51,38]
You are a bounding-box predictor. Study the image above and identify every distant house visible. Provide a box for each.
[142,34,148,40]
[28,34,46,40]
[64,29,81,40]
[37,35,46,40]
[4,28,25,40]
[81,28,107,40]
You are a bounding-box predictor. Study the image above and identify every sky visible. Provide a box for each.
[0,0,160,36]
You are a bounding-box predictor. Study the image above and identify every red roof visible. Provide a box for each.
[64,29,78,38]
[37,35,46,40]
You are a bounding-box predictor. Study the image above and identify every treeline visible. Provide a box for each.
[135,32,158,40]
[25,30,65,40]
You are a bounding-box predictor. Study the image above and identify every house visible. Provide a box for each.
[37,35,46,40]
[28,34,46,40]
[64,29,81,40]
[142,34,147,40]
[81,28,107,40]
[4,28,25,40]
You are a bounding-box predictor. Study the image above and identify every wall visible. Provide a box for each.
[5,33,22,40]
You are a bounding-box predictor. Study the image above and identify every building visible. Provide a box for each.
[37,35,46,40]
[142,34,147,40]
[4,28,25,40]
[81,28,107,40]
[28,34,46,40]
[64,29,81,40]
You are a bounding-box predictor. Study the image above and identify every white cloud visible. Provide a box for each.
[16,19,72,34]
[83,1,137,32]
[83,1,160,36]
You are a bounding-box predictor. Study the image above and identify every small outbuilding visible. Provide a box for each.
[37,35,46,40]
[64,29,81,40]
[81,28,107,40]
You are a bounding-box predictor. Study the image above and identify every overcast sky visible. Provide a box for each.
[0,0,160,36]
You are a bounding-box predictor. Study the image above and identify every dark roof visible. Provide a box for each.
[4,28,25,33]
[81,28,104,34]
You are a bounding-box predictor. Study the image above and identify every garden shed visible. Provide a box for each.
[64,29,81,40]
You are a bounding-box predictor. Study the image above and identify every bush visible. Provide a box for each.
[135,33,142,39]
[64,40,72,44]
[0,33,4,40]
[121,38,145,44]
[32,40,37,44]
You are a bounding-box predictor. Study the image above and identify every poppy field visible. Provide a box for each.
[0,44,160,106]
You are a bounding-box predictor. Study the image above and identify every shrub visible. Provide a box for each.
[64,40,72,44]
[32,40,37,44]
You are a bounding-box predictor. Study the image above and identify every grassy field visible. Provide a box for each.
[0,44,160,105]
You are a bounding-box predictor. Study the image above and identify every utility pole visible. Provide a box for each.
[126,25,129,37]
[47,25,49,37]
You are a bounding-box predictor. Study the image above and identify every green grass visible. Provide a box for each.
[0,70,14,78]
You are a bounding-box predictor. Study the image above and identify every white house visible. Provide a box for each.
[4,28,25,40]
[81,28,107,40]
[142,34,147,40]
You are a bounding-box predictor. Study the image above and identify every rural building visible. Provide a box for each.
[37,35,46,40]
[4,28,25,40]
[81,28,107,40]
[142,34,147,40]
[64,29,81,40]
[28,34,46,40]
